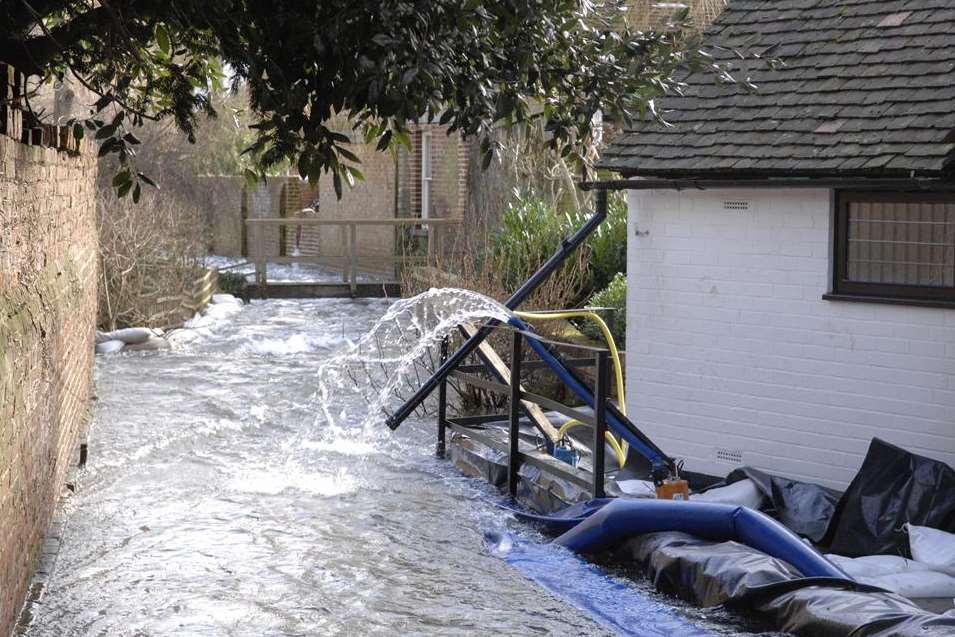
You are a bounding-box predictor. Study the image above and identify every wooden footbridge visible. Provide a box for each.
[240,217,459,299]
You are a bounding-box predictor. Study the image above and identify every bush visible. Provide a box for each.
[583,272,627,348]
[489,190,626,299]
[588,195,627,293]
[491,192,587,294]
[217,271,248,297]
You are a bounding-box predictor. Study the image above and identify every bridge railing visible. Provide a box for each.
[244,217,461,294]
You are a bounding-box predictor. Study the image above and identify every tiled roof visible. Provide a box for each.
[600,0,955,179]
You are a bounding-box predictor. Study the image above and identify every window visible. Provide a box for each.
[830,192,955,306]
[420,130,432,220]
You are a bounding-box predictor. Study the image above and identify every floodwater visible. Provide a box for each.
[22,298,779,637]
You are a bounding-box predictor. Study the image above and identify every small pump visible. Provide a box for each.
[552,436,579,468]
[655,459,690,501]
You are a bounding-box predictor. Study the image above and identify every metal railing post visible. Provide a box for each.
[437,336,449,457]
[592,349,609,499]
[340,225,348,283]
[349,223,358,296]
[508,330,524,498]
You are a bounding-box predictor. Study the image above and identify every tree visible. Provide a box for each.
[2,1,765,198]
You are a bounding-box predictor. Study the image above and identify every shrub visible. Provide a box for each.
[217,271,248,297]
[583,272,627,348]
[588,195,627,293]
[489,190,626,299]
[490,191,587,295]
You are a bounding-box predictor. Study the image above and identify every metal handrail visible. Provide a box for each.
[438,322,613,499]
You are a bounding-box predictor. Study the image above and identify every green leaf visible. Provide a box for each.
[117,180,132,198]
[346,165,365,182]
[332,170,342,199]
[243,168,259,188]
[132,183,142,203]
[95,124,117,140]
[137,172,158,188]
[112,169,131,188]
[337,146,360,163]
[156,24,171,55]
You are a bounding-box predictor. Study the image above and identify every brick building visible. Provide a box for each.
[316,123,468,276]
[599,0,955,489]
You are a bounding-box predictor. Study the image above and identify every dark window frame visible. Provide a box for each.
[827,190,955,308]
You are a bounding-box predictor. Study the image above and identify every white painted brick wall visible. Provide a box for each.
[626,188,955,490]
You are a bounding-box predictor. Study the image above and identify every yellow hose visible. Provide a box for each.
[513,310,628,467]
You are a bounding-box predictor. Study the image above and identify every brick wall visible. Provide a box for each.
[626,188,955,489]
[319,139,398,276]
[0,87,98,635]
[205,176,319,258]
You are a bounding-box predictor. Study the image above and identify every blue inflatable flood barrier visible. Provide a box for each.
[484,530,722,637]
[552,498,850,580]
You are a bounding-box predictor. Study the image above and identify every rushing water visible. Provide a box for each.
[23,297,781,637]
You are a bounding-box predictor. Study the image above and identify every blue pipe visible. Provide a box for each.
[507,316,670,472]
[553,499,850,580]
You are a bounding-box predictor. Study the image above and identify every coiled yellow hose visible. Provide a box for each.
[513,310,628,468]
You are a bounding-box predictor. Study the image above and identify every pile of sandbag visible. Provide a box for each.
[826,524,955,599]
[95,293,245,354]
[95,327,168,354]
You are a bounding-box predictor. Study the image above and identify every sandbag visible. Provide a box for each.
[825,554,935,579]
[827,439,955,557]
[99,327,155,344]
[212,293,242,305]
[95,340,125,354]
[124,336,171,352]
[692,478,765,509]
[612,479,656,498]
[859,571,955,599]
[907,524,955,577]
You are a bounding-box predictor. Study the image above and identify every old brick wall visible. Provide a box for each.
[0,100,98,634]
[318,139,397,276]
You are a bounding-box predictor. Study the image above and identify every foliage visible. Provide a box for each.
[216,271,248,298]
[489,190,625,299]
[582,272,627,347]
[3,1,772,199]
[96,189,205,329]
[491,192,587,295]
[588,193,627,293]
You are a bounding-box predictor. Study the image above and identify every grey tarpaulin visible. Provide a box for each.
[616,532,955,637]
[720,466,840,543]
[827,438,955,557]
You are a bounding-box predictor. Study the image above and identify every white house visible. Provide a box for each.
[599,0,955,490]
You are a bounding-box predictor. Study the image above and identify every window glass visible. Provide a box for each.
[846,200,955,287]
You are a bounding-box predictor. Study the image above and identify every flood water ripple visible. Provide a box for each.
[23,298,780,637]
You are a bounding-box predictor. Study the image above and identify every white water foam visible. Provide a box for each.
[313,288,512,432]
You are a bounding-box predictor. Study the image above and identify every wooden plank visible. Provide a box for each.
[458,322,560,443]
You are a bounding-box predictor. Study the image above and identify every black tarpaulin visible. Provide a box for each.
[616,532,955,637]
[723,466,841,543]
[827,438,955,557]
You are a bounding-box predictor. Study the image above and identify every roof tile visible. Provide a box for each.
[600,0,955,179]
